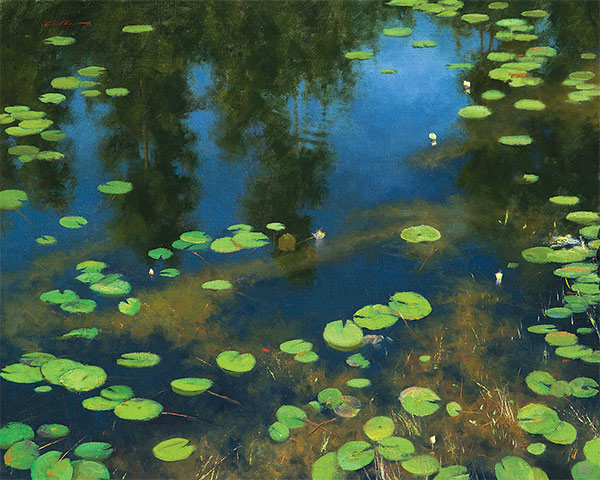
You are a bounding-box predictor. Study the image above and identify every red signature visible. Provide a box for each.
[43,20,91,26]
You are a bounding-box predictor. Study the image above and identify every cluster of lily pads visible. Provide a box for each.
[563,70,600,103]
[525,370,598,399]
[279,339,319,363]
[1,421,113,478]
[517,403,578,446]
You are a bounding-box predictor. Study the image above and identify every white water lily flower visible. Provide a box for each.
[495,271,503,285]
[429,132,437,146]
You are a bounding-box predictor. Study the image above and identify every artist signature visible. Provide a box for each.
[43,20,91,26]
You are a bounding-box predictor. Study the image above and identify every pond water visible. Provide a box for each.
[1,1,599,479]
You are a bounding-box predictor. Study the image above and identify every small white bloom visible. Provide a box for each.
[149,268,154,276]
[429,132,437,146]
[495,271,503,286]
[429,435,436,445]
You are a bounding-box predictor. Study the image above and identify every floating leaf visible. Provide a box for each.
[402,455,440,476]
[311,452,342,480]
[170,378,213,396]
[44,36,75,46]
[148,247,173,260]
[59,365,106,392]
[180,231,212,246]
[82,396,120,411]
[20,352,55,367]
[41,130,67,141]
[276,405,307,429]
[344,51,374,60]
[41,359,82,384]
[280,339,313,354]
[31,451,73,480]
[446,401,462,417]
[458,105,492,119]
[462,13,489,23]
[334,395,361,418]
[545,331,577,346]
[37,424,69,439]
[101,385,133,401]
[232,231,270,248]
[521,246,552,263]
[77,260,107,273]
[0,189,28,210]
[318,388,343,409]
[346,353,370,368]
[526,371,555,395]
[400,225,441,243]
[40,289,78,304]
[36,150,65,161]
[122,25,154,33]
[514,99,546,111]
[268,422,289,443]
[1,363,42,383]
[566,211,600,225]
[323,320,364,351]
[353,304,398,330]
[294,351,319,363]
[554,263,595,278]
[59,216,87,228]
[389,292,432,320]
[543,421,577,445]
[555,344,593,359]
[51,76,80,89]
[39,93,66,104]
[549,381,572,398]
[74,442,113,461]
[495,456,534,480]
[0,113,14,124]
[337,441,374,471]
[81,89,101,98]
[118,297,140,316]
[77,66,106,77]
[114,398,163,421]
[580,225,600,239]
[383,27,412,37]
[412,40,437,48]
[0,423,34,449]
[347,378,371,388]
[584,438,600,465]
[363,416,394,441]
[569,377,599,398]
[153,438,195,462]
[4,439,39,469]
[400,386,440,416]
[60,298,97,314]
[216,351,255,373]
[90,275,131,296]
[76,273,106,284]
[105,88,129,97]
[517,404,559,434]
[210,237,242,253]
[572,461,600,480]
[98,180,132,195]
[266,222,285,231]
[227,224,253,233]
[202,280,233,290]
[72,459,109,480]
[277,233,297,251]
[117,352,161,368]
[434,465,470,480]
[160,268,180,277]
[59,328,99,340]
[488,2,509,9]
[376,437,414,461]
[499,135,533,146]
[544,307,571,319]
[446,63,473,70]
[527,443,546,455]
[482,90,506,100]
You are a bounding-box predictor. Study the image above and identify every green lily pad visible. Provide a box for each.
[446,63,473,70]
[72,460,109,479]
[118,297,140,316]
[499,135,533,146]
[446,401,462,417]
[488,52,516,62]
[311,452,343,480]
[514,99,546,111]
[401,225,441,243]
[582,53,597,60]
[294,351,319,363]
[122,24,154,33]
[210,237,242,253]
[117,352,161,368]
[402,455,440,476]
[400,386,440,416]
[555,344,593,359]
[59,216,87,228]
[525,371,555,395]
[268,422,290,443]
[51,76,80,90]
[41,359,83,384]
[1,363,42,383]
[553,263,595,278]
[231,231,270,248]
[148,247,173,260]
[90,275,131,296]
[265,222,285,231]
[280,339,313,354]
[584,438,600,465]
[566,211,600,225]
[0,189,28,210]
[0,423,34,449]
[549,381,572,397]
[171,378,213,396]
[18,118,53,130]
[333,395,361,418]
[76,260,107,273]
[412,40,437,48]
[98,180,132,195]
[434,465,470,480]
[381,69,398,74]
[37,424,69,439]
[60,298,97,314]
[363,416,395,441]
[81,90,101,98]
[517,404,559,434]
[8,145,38,156]
[580,225,600,238]
[59,365,106,392]
[276,405,307,429]
[202,280,233,290]
[389,292,432,320]
[482,90,506,100]
[488,2,509,8]
[31,451,73,480]
[543,420,577,445]
[21,352,55,367]
[77,66,106,77]
[337,441,374,471]
[572,282,600,294]
[40,130,67,141]
[521,246,552,263]
[544,307,572,318]
[572,461,600,480]
[4,439,40,469]
[495,456,534,480]
[59,327,99,340]
[545,331,577,346]
[376,436,414,461]
[353,304,398,330]
[346,353,370,368]
[526,443,546,455]
[180,231,212,246]
[323,320,364,351]
[582,351,600,363]
[44,36,75,46]
[101,385,133,401]
[526,46,556,57]
[458,105,492,119]
[384,27,412,37]
[114,398,163,420]
[346,378,371,388]
[344,51,374,60]
[461,13,489,24]
[160,268,180,277]
[577,327,595,334]
[216,351,255,373]
[39,93,66,104]
[318,388,343,409]
[569,377,599,398]
[153,438,195,462]
[227,224,253,233]
[105,88,129,97]
[522,9,547,18]
[0,113,14,124]
[82,396,121,411]
[6,126,44,136]
[36,150,65,161]
[74,442,113,461]
[40,289,78,304]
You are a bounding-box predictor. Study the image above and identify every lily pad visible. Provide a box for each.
[294,351,319,363]
[363,416,394,441]
[160,268,180,277]
[227,224,253,233]
[0,423,34,449]
[488,52,516,62]
[210,237,242,253]
[101,385,133,401]
[266,222,285,231]
[446,63,473,70]
[202,280,233,290]
[51,76,80,89]
[344,51,374,60]
[548,247,593,263]
[526,371,555,395]
[72,460,109,480]
[59,216,87,228]
[580,225,600,238]
[77,66,106,77]
[170,378,213,396]
[584,438,600,465]
[39,93,66,104]
[499,135,533,146]
[77,260,107,273]
[389,292,432,320]
[36,150,65,161]
[522,9,547,18]
[1,363,43,383]
[488,2,509,8]
[82,396,121,411]
[268,422,290,443]
[40,130,67,141]
[399,386,440,416]
[383,27,412,37]
[59,327,99,340]
[582,351,600,363]
[566,211,600,225]
[381,69,398,74]
[347,378,371,388]
[517,404,559,434]
[118,297,140,316]
[458,105,492,119]
[59,365,106,392]
[114,398,163,420]
[337,441,374,471]
[555,344,593,359]
[37,424,69,439]
[98,180,132,195]
[376,436,414,461]
[527,443,546,455]
[346,353,370,368]
[400,225,441,243]
[495,456,534,480]
[81,90,101,98]
[334,395,362,418]
[44,36,75,46]
[148,247,173,260]
[153,438,195,462]
[4,440,40,469]
[554,263,595,278]
[412,40,437,48]
[31,451,73,480]
[90,275,131,296]
[318,388,343,409]
[60,298,97,314]
[402,455,440,476]
[543,421,577,445]
[74,442,113,461]
[521,246,552,263]
[76,272,103,284]
[117,352,161,368]
[549,381,572,397]
[544,307,572,319]
[40,289,78,304]
[514,99,546,111]
[545,331,577,346]
[216,351,255,373]
[434,465,470,480]
[323,320,364,351]
[231,231,270,248]
[0,189,28,210]
[353,304,398,329]
[569,377,599,398]
[446,401,462,417]
[280,339,313,354]
[276,405,307,429]
[41,359,83,384]
[0,113,14,124]
[482,90,506,100]
[21,352,55,367]
[6,126,44,136]
[572,461,600,480]
[311,452,342,480]
[180,231,212,246]
[105,88,129,97]
[461,13,489,24]
[122,25,154,33]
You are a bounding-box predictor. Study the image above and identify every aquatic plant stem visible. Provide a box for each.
[192,251,211,265]
[39,438,66,450]
[206,390,242,406]
[306,418,337,437]
[161,411,197,419]
[59,437,83,461]
[305,419,339,437]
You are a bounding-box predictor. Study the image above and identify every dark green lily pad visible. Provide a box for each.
[90,275,131,296]
[216,351,255,373]
[59,328,99,340]
[401,225,441,243]
[148,247,173,260]
[114,398,163,420]
[60,298,97,314]
[122,25,154,33]
[364,416,394,441]
[101,385,133,401]
[31,451,73,480]
[98,180,132,195]
[344,51,374,60]
[0,423,34,449]
[346,353,370,368]
[280,339,313,354]
[82,396,121,411]
[569,377,599,398]
[566,211,600,225]
[495,456,534,480]
[521,246,552,263]
[4,439,39,469]
[117,352,161,368]
[402,455,440,476]
[202,280,233,290]
[0,189,28,210]
[577,327,595,334]
[1,363,42,383]
[543,421,577,445]
[153,438,195,462]
[526,443,546,455]
[461,13,489,24]
[276,405,307,429]
[105,88,129,97]
[37,424,69,439]
[268,422,289,443]
[376,436,414,461]
[412,40,437,48]
[171,378,213,396]
[526,371,555,395]
[399,386,440,416]
[41,359,83,384]
[74,442,113,461]
[323,320,364,351]
[389,292,432,320]
[517,404,559,434]
[337,441,374,471]
[59,216,87,229]
[44,36,75,46]
[499,135,533,146]
[383,27,412,37]
[353,304,398,329]
[118,297,140,316]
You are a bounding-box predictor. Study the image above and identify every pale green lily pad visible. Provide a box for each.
[527,443,546,455]
[521,246,552,263]
[77,260,107,273]
[59,365,106,392]
[74,442,113,461]
[482,90,506,100]
[389,292,432,320]
[72,460,109,480]
[51,76,80,89]
[488,52,516,62]
[114,398,163,420]
[346,353,370,368]
[105,88,129,97]
[280,339,313,354]
[82,396,121,411]
[276,405,307,429]
[202,280,233,290]
[514,99,546,111]
[547,247,593,263]
[446,63,473,70]
[555,344,593,359]
[0,189,28,210]
[554,263,595,278]
[227,224,253,233]
[549,380,572,398]
[180,231,212,246]
[580,225,600,238]
[419,355,431,362]
[400,386,440,416]
[0,423,34,449]
[0,363,42,383]
[41,130,67,141]
[526,46,556,57]
[582,53,597,60]
[446,401,462,417]
[353,304,398,329]
[337,441,374,471]
[545,331,577,346]
[318,388,343,409]
[4,105,30,113]
[170,378,213,396]
[74,272,101,282]
[569,377,599,398]
[461,13,489,24]
[101,385,133,401]
[582,351,600,363]
[584,438,600,465]
[364,416,395,441]
[323,320,363,351]
[412,40,437,48]
[566,211,600,225]
[31,451,73,480]
[517,404,559,434]
[210,237,242,253]
[39,93,66,104]
[148,247,173,260]
[381,69,398,74]
[344,51,374,60]
[526,371,555,395]
[216,351,255,373]
[37,424,69,439]
[122,25,154,33]
[400,225,441,243]
[117,352,161,368]
[153,438,195,462]
[118,297,140,315]
[4,439,40,469]
[36,151,65,161]
[41,359,83,384]
[522,9,547,18]
[98,180,132,194]
[402,455,440,476]
[488,2,508,8]
[81,90,101,98]
[231,231,270,248]
[0,113,14,124]
[8,145,38,156]
[376,436,414,461]
[458,105,492,118]
[21,352,55,366]
[572,461,600,480]
[90,275,130,296]
[19,118,52,130]
[311,452,341,480]
[549,195,579,206]
[543,421,577,444]
[294,351,319,363]
[60,298,97,314]
[347,378,371,388]
[495,456,534,480]
[499,135,533,146]
[59,216,87,228]
[40,289,78,304]
[434,465,470,480]
[383,27,412,37]
[6,126,44,136]
[77,66,106,77]
[570,71,596,81]
[59,327,99,340]
[44,36,75,46]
